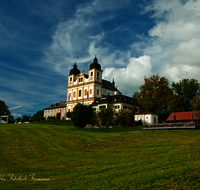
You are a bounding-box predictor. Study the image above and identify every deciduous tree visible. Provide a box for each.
[191,91,200,118]
[168,94,184,113]
[0,100,10,116]
[137,75,172,112]
[71,104,94,128]
[172,79,200,111]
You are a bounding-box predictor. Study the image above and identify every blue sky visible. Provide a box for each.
[1,0,200,118]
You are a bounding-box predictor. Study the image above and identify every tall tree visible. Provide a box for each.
[137,75,172,112]
[0,100,10,116]
[191,91,200,118]
[168,94,184,113]
[172,79,200,111]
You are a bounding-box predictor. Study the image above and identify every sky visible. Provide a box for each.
[1,0,200,118]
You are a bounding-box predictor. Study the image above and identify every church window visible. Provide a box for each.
[79,77,83,82]
[85,89,87,96]
[79,90,82,97]
[70,77,72,81]
[91,72,93,76]
[97,89,99,95]
[73,92,76,98]
[90,89,92,94]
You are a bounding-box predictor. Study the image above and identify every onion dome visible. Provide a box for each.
[69,59,80,75]
[90,52,101,70]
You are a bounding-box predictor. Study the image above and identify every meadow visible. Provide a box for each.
[0,121,200,189]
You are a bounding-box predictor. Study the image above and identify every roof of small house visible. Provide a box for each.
[166,111,200,122]
[44,101,66,110]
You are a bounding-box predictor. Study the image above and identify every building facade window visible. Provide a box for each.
[85,89,87,96]
[74,92,76,98]
[114,105,120,109]
[123,105,128,109]
[79,77,83,82]
[79,90,82,97]
[90,89,92,94]
[97,89,99,95]
[91,72,93,76]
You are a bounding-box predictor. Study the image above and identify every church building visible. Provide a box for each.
[66,53,140,113]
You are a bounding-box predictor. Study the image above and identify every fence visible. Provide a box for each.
[143,122,196,130]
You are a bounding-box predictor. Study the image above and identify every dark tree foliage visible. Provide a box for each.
[66,111,71,118]
[191,91,200,118]
[0,100,15,123]
[172,79,200,111]
[32,110,44,121]
[114,110,135,126]
[97,108,114,126]
[57,113,60,120]
[8,115,15,124]
[16,117,22,123]
[0,100,10,116]
[71,104,94,128]
[22,115,31,122]
[137,75,172,112]
[168,94,185,113]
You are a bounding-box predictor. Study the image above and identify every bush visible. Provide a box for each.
[47,116,56,120]
[97,108,114,126]
[135,120,143,126]
[71,104,94,128]
[66,111,71,118]
[114,110,135,126]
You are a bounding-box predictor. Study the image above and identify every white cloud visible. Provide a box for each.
[170,38,200,66]
[9,106,22,110]
[148,0,200,41]
[139,0,200,85]
[103,55,153,95]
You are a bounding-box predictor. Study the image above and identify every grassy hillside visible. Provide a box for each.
[1,122,200,189]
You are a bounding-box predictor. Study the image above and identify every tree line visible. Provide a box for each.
[133,75,200,117]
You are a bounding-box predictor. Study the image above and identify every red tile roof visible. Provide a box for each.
[167,111,200,122]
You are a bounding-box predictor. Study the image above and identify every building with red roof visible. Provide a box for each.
[166,111,200,123]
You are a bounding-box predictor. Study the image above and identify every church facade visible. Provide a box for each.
[66,53,141,113]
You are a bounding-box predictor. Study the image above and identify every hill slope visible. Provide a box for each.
[1,122,200,189]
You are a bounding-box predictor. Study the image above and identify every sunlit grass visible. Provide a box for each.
[0,122,200,189]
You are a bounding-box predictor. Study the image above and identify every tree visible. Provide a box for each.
[172,79,200,111]
[16,117,22,123]
[71,104,94,128]
[22,115,31,123]
[8,115,15,124]
[137,75,172,113]
[32,110,44,122]
[114,110,135,126]
[96,108,114,126]
[133,91,139,99]
[191,91,200,118]
[0,100,10,116]
[168,94,184,113]
[66,111,71,118]
[0,100,15,123]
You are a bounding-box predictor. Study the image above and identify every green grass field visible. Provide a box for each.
[1,121,200,189]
